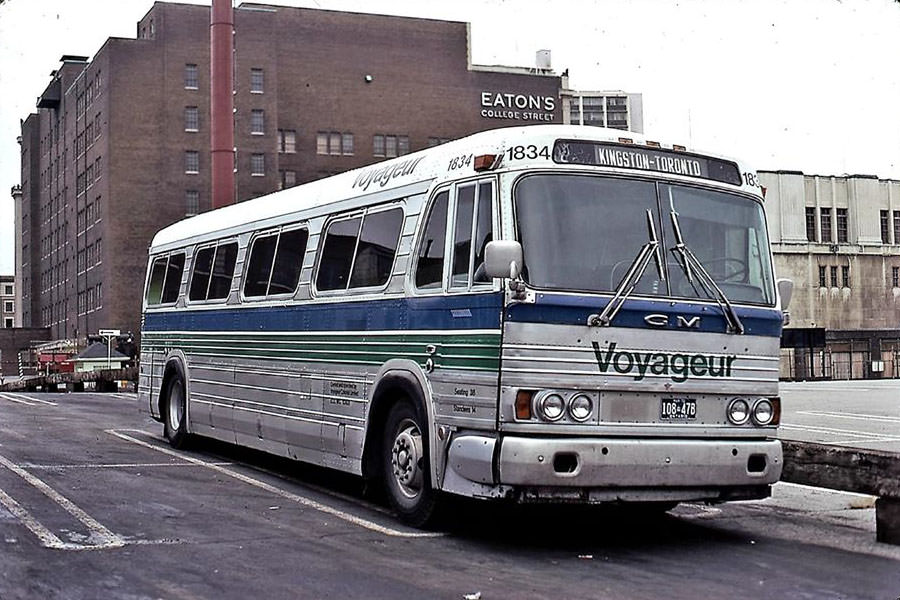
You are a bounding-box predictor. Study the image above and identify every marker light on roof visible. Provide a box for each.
[618,137,634,144]
[645,141,661,148]
[473,154,498,172]
[672,144,687,152]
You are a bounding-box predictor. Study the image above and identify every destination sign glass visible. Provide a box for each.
[552,140,742,186]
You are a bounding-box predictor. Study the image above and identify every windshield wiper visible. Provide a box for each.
[669,210,745,334]
[588,210,664,327]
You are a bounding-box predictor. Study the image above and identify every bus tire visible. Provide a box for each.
[162,371,190,449]
[382,400,440,527]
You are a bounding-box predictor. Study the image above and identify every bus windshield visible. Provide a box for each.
[514,174,775,305]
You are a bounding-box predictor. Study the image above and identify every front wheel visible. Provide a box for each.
[163,372,191,449]
[382,401,441,527]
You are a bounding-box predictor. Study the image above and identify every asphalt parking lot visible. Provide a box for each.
[0,390,899,600]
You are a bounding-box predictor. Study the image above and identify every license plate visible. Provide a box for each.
[660,398,697,420]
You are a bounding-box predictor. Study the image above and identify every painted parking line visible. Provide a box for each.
[23,461,234,470]
[0,451,125,550]
[796,410,900,424]
[108,429,444,539]
[0,393,35,406]
[14,394,57,406]
[780,423,900,441]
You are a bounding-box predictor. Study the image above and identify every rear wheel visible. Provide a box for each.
[163,372,190,449]
[382,401,440,527]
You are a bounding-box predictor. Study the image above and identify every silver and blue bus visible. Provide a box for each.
[139,124,791,525]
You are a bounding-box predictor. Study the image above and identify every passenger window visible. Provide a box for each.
[207,242,238,300]
[243,233,278,297]
[146,257,168,305]
[189,247,215,301]
[415,191,449,289]
[349,208,403,289]
[160,253,185,304]
[244,229,307,297]
[451,185,476,288]
[269,229,308,295]
[317,217,362,291]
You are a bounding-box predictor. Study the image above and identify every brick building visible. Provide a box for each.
[17,1,576,341]
[0,275,15,329]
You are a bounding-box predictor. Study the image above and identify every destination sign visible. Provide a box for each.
[552,140,742,186]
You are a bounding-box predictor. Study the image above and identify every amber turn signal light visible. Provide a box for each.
[515,390,534,420]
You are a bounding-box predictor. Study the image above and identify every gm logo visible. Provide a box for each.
[644,314,701,328]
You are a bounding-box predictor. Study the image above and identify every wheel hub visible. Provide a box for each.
[391,422,423,498]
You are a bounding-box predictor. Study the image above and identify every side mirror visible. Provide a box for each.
[484,240,523,279]
[777,278,793,310]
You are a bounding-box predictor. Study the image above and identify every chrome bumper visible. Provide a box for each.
[446,434,782,490]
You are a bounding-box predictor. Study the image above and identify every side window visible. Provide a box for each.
[208,242,239,299]
[317,217,362,291]
[189,247,215,301]
[146,257,168,305]
[269,229,308,295]
[317,207,404,292]
[415,180,493,292]
[160,253,185,304]
[244,229,308,298]
[349,208,404,289]
[190,242,238,301]
[415,191,449,289]
[472,181,494,284]
[451,184,476,288]
[244,233,278,297]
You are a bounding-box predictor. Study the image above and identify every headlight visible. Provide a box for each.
[752,399,774,426]
[537,393,565,421]
[568,394,593,422]
[727,398,750,425]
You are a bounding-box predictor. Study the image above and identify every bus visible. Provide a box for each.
[139,124,791,526]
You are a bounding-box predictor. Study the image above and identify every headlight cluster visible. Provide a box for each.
[528,390,595,423]
[727,397,779,426]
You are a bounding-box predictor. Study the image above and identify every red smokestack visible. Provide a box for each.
[210,0,235,209]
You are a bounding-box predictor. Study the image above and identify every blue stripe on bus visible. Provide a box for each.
[143,292,782,337]
[506,293,783,337]
[143,293,505,332]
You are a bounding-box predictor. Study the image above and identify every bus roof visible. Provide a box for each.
[149,124,757,252]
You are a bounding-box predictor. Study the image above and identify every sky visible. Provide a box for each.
[1,0,899,275]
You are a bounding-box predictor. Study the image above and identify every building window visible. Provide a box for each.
[818,265,826,288]
[250,68,264,93]
[4,318,11,329]
[280,170,296,189]
[806,207,817,242]
[3,301,12,313]
[186,190,200,216]
[881,210,890,244]
[278,130,296,153]
[893,266,899,288]
[836,208,848,243]
[841,265,850,288]
[374,133,409,158]
[185,151,199,174]
[317,131,352,155]
[185,106,199,132]
[342,133,354,156]
[3,284,12,295]
[385,135,398,158]
[830,265,838,288]
[185,64,198,89]
[894,211,900,245]
[251,153,265,176]
[251,109,265,135]
[820,208,833,243]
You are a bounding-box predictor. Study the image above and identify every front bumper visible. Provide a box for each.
[445,434,782,498]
